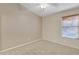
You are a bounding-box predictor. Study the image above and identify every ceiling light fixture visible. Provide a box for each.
[40,3,49,9]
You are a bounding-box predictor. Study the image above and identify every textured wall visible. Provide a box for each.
[43,7,79,49]
[0,4,42,50]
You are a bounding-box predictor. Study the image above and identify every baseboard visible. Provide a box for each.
[43,39,79,50]
[0,39,41,53]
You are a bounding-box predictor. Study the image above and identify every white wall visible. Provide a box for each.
[1,3,79,51]
[0,4,42,50]
[43,7,79,49]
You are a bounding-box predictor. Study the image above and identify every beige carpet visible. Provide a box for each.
[1,40,79,55]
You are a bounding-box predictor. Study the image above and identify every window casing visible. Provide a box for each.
[62,14,79,39]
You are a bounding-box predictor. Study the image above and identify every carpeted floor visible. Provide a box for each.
[1,40,79,55]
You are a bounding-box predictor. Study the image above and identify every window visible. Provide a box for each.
[61,14,79,39]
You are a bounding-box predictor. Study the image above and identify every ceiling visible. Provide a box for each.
[20,3,79,17]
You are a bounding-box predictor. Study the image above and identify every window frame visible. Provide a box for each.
[61,14,79,39]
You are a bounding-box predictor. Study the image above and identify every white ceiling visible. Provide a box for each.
[20,3,79,17]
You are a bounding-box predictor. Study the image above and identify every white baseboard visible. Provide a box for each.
[44,39,79,50]
[0,39,41,53]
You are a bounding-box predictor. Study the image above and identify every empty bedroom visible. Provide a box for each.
[0,3,79,55]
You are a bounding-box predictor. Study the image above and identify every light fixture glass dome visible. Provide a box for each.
[40,3,50,8]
